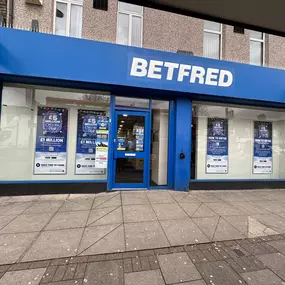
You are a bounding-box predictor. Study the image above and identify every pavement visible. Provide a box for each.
[1,190,285,284]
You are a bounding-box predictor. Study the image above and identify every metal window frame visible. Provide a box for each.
[250,32,265,66]
[204,22,223,60]
[53,0,83,37]
[116,2,143,47]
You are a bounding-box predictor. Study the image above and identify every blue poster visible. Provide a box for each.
[135,126,144,151]
[34,107,68,174]
[206,118,228,173]
[96,116,109,134]
[75,110,106,174]
[117,137,126,150]
[253,121,272,174]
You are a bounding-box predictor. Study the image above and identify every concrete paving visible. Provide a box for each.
[1,190,285,267]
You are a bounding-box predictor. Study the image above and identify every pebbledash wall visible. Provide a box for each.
[2,28,285,193]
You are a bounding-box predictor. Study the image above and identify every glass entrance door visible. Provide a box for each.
[112,110,150,188]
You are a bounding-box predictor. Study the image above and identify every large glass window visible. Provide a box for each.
[55,0,83,38]
[204,20,222,60]
[192,102,285,180]
[117,1,143,47]
[0,84,110,181]
[250,30,264,66]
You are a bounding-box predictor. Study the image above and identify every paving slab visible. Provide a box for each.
[0,268,46,285]
[93,193,120,208]
[0,213,53,234]
[123,205,157,223]
[169,191,188,202]
[45,211,89,230]
[89,207,122,226]
[0,215,16,230]
[59,198,93,212]
[152,203,188,220]
[179,203,202,217]
[121,192,149,205]
[87,206,118,226]
[254,201,285,213]
[213,218,245,241]
[267,240,285,253]
[0,202,33,215]
[192,216,220,240]
[78,224,121,254]
[22,228,84,261]
[192,205,218,218]
[191,193,223,203]
[253,214,285,233]
[24,201,64,214]
[0,197,11,204]
[240,269,284,285]
[95,194,122,209]
[8,195,40,203]
[206,202,244,216]
[0,232,38,264]
[84,260,123,285]
[80,224,125,255]
[146,191,175,204]
[173,281,206,285]
[229,202,270,215]
[125,270,165,285]
[39,194,69,201]
[196,260,246,285]
[160,219,209,246]
[158,252,201,284]
[257,253,285,280]
[68,194,95,200]
[179,194,201,203]
[125,221,169,251]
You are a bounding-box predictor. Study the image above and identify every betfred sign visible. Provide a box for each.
[130,57,233,87]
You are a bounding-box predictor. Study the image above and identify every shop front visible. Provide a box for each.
[1,28,285,194]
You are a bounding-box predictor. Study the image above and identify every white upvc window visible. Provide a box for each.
[54,0,83,38]
[204,20,222,60]
[116,1,143,47]
[250,31,265,66]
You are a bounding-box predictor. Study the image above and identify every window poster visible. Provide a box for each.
[135,126,144,151]
[34,107,68,174]
[117,137,126,150]
[206,118,228,174]
[253,121,272,174]
[95,133,109,168]
[75,110,108,174]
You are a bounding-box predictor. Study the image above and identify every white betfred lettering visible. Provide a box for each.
[205,68,219,86]
[148,60,163,79]
[130,57,148,77]
[178,64,191,82]
[219,70,233,87]
[190,66,205,84]
[164,62,179,80]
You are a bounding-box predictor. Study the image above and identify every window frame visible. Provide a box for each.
[250,31,265,66]
[116,2,143,47]
[203,21,223,60]
[53,0,83,38]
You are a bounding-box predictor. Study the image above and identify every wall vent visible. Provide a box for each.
[25,0,43,5]
[233,26,245,34]
[177,50,194,56]
[93,0,108,10]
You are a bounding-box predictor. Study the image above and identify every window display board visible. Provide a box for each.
[135,126,144,151]
[253,121,273,174]
[206,118,228,174]
[34,107,68,174]
[75,110,108,174]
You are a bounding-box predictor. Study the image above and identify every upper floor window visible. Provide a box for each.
[117,2,143,47]
[55,0,83,38]
[204,20,222,59]
[250,31,264,66]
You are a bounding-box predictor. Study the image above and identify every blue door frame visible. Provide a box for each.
[109,109,151,189]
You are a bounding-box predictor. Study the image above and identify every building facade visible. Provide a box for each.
[1,1,285,194]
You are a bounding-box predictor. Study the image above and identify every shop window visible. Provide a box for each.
[115,96,149,108]
[0,84,110,181]
[116,1,143,47]
[55,0,83,38]
[203,20,222,60]
[150,100,169,186]
[192,102,285,180]
[250,30,264,66]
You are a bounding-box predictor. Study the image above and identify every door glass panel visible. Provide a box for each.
[116,114,145,152]
[116,158,144,183]
[150,100,169,186]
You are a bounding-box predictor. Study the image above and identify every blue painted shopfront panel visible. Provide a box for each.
[1,28,285,104]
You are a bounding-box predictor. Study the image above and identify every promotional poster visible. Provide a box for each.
[253,121,272,174]
[206,118,228,174]
[34,107,68,174]
[135,126,144,152]
[75,110,107,174]
[95,134,109,168]
[117,137,126,150]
